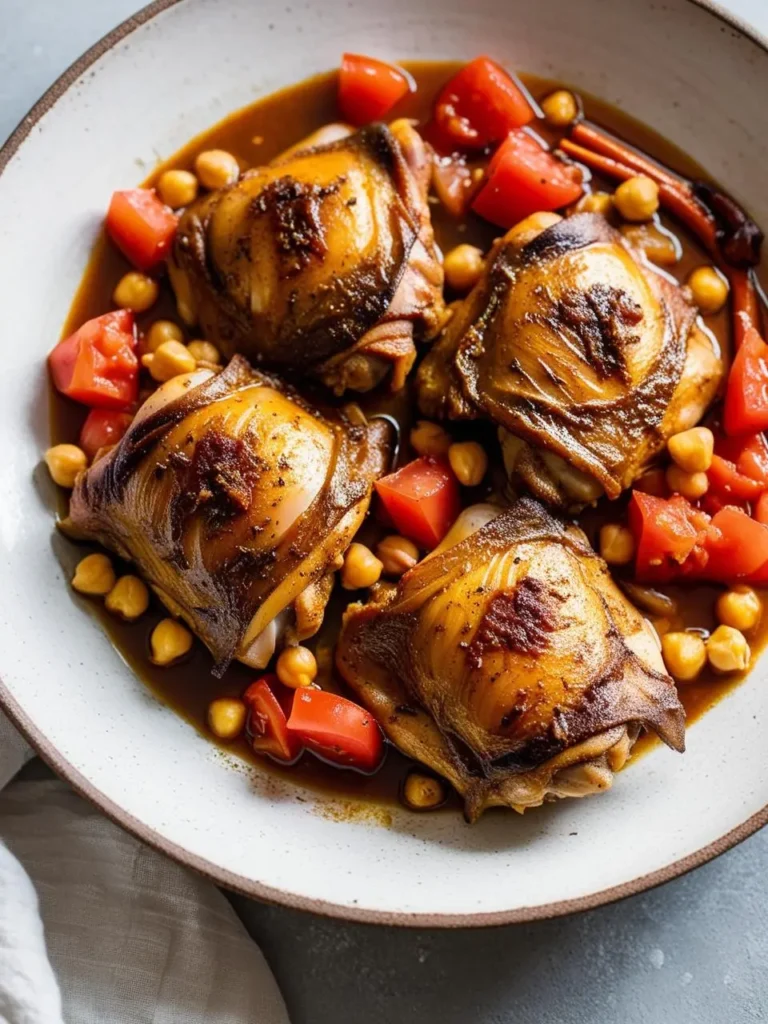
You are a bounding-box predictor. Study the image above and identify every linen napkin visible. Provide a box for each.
[0,711,289,1024]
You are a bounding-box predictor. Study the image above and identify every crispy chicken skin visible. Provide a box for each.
[337,498,685,820]
[65,356,392,674]
[169,122,445,394]
[417,213,723,508]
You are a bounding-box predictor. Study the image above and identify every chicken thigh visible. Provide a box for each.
[337,497,685,819]
[169,122,445,394]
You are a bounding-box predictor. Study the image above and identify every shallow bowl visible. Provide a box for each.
[1,0,767,925]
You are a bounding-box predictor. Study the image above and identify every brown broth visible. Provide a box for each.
[50,62,768,809]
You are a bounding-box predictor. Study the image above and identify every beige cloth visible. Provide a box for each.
[0,713,289,1024]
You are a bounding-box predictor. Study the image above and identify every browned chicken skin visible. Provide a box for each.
[417,212,724,508]
[337,498,685,820]
[65,357,392,674]
[169,122,445,394]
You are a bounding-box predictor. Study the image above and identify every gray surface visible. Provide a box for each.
[3,1,768,1022]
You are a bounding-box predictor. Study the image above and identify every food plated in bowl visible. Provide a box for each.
[4,0,768,924]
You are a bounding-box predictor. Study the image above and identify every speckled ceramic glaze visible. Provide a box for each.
[1,0,768,926]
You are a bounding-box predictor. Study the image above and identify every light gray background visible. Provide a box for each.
[3,2,768,1021]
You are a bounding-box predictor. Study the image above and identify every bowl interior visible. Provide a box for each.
[1,0,767,924]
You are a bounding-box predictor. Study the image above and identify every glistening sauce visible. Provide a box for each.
[50,62,768,807]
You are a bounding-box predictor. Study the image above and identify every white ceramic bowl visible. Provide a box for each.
[2,0,768,926]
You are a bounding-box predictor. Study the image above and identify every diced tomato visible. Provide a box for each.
[286,688,384,773]
[703,507,768,579]
[375,457,461,549]
[723,321,768,436]
[629,490,768,583]
[243,676,302,763]
[715,431,768,486]
[106,189,178,271]
[79,409,134,460]
[49,310,138,410]
[707,454,764,502]
[471,129,583,229]
[338,53,414,126]
[431,155,482,218]
[628,491,709,583]
[433,57,534,151]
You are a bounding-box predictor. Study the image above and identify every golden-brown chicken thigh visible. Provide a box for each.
[417,213,723,508]
[169,122,445,394]
[66,356,392,673]
[337,497,685,820]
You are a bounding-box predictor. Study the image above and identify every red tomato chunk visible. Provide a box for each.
[723,320,768,437]
[338,53,413,126]
[375,457,461,549]
[471,130,583,228]
[287,688,384,773]
[433,57,534,151]
[243,676,302,763]
[106,189,178,271]
[79,409,134,460]
[49,310,138,410]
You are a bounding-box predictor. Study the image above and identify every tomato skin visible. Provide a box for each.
[287,688,384,773]
[707,454,764,502]
[723,322,768,436]
[433,57,534,150]
[79,409,134,460]
[628,491,708,583]
[106,189,178,271]
[375,457,461,549]
[704,507,768,579]
[755,491,768,525]
[243,676,302,763]
[338,53,413,126]
[49,310,138,410]
[715,431,768,485]
[471,130,583,228]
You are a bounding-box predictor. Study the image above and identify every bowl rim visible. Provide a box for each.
[2,0,768,928]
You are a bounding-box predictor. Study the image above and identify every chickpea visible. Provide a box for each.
[578,191,614,217]
[706,624,750,674]
[44,443,87,488]
[661,631,707,682]
[443,244,484,293]
[105,575,150,621]
[448,441,488,487]
[113,271,159,313]
[376,535,419,577]
[613,175,660,222]
[667,427,714,473]
[410,420,451,458]
[716,585,762,632]
[72,552,116,597]
[276,645,317,689]
[157,168,199,209]
[541,89,578,128]
[187,339,222,364]
[665,464,709,500]
[195,149,240,190]
[599,524,635,566]
[402,772,446,811]
[142,340,197,382]
[207,697,247,741]
[150,618,193,666]
[342,543,383,590]
[145,319,184,353]
[687,265,729,315]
